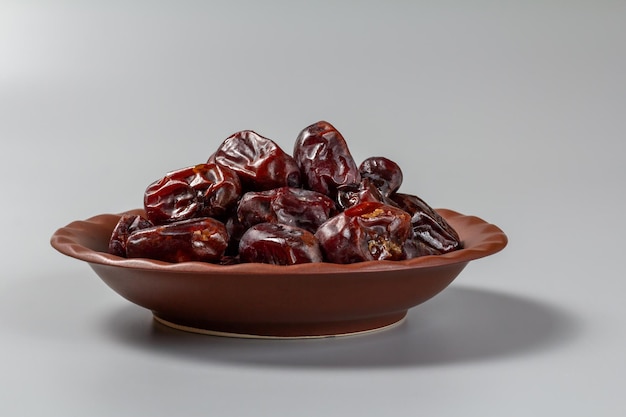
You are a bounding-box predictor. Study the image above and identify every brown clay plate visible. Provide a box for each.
[50,208,507,338]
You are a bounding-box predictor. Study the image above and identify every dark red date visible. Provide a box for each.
[293,121,361,198]
[359,156,403,197]
[391,193,461,255]
[237,187,336,233]
[402,238,445,259]
[239,223,323,265]
[144,163,241,225]
[236,188,277,227]
[144,178,196,224]
[125,121,460,265]
[315,202,412,263]
[212,130,301,191]
[125,217,229,263]
[336,178,387,211]
[108,214,153,257]
[272,187,337,232]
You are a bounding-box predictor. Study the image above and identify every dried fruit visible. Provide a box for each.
[239,223,323,265]
[237,187,336,233]
[212,130,301,191]
[111,121,461,265]
[293,121,361,198]
[391,193,461,255]
[108,214,153,257]
[144,163,241,224]
[315,202,412,263]
[336,177,387,211]
[359,156,403,197]
[125,217,228,263]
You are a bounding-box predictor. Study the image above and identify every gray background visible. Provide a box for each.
[2,1,625,416]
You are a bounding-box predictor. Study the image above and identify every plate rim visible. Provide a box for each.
[50,208,508,275]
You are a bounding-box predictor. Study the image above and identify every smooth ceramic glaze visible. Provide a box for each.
[50,208,507,338]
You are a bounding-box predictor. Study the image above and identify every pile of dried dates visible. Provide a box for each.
[108,121,461,265]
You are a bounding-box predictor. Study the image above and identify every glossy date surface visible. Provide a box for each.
[237,187,336,233]
[359,156,403,197]
[111,120,462,265]
[293,121,361,198]
[144,163,241,225]
[391,193,461,254]
[125,217,229,263]
[336,177,386,210]
[239,222,323,265]
[212,130,301,191]
[315,202,412,263]
[108,214,153,257]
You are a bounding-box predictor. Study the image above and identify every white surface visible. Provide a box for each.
[2,1,625,416]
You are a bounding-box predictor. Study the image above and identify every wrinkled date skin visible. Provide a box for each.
[237,187,336,233]
[315,202,412,263]
[239,222,323,265]
[144,163,241,225]
[336,177,387,211]
[235,188,276,228]
[293,121,361,198]
[391,193,461,254]
[126,217,229,263]
[335,157,403,210]
[108,214,153,257]
[113,121,462,265]
[212,130,301,191]
[359,156,403,197]
[272,187,337,232]
[402,238,444,259]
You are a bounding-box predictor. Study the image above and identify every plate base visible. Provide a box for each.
[153,312,407,339]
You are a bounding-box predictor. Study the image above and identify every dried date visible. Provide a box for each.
[236,188,277,227]
[144,178,196,225]
[125,217,229,263]
[212,130,301,191]
[108,214,153,257]
[272,187,336,232]
[293,121,361,198]
[359,156,403,197]
[315,202,412,263]
[402,238,445,259]
[144,163,241,224]
[391,193,461,255]
[237,187,336,233]
[239,223,323,265]
[336,177,387,211]
[126,121,460,265]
